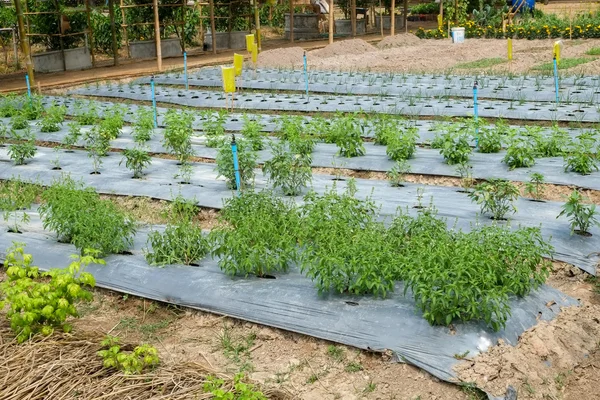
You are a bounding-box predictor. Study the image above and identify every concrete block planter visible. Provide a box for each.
[204,31,251,50]
[32,47,92,73]
[334,19,366,35]
[130,38,182,59]
[284,13,321,40]
[375,14,404,30]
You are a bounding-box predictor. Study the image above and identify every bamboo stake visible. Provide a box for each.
[14,0,35,87]
[209,0,216,54]
[153,0,162,71]
[329,0,334,43]
[390,0,395,36]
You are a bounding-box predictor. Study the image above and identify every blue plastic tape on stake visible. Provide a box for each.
[25,74,31,99]
[184,52,188,90]
[553,56,559,106]
[303,51,309,98]
[150,76,158,128]
[473,80,479,148]
[231,134,242,196]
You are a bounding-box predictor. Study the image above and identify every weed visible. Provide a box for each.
[327,345,345,362]
[344,361,363,372]
[454,350,470,360]
[97,335,160,374]
[219,325,256,371]
[531,57,593,72]
[455,57,506,69]
[204,373,266,399]
[363,381,376,393]
[586,47,600,56]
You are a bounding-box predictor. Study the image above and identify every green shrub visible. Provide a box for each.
[21,96,44,120]
[215,138,257,190]
[330,113,365,157]
[163,109,195,163]
[132,107,154,143]
[10,113,29,131]
[74,102,99,125]
[305,115,333,144]
[262,141,312,196]
[63,121,82,150]
[98,336,160,374]
[120,147,152,178]
[8,128,36,165]
[534,126,569,158]
[0,244,102,343]
[557,189,600,235]
[371,114,403,146]
[84,126,110,173]
[439,131,472,165]
[204,373,267,400]
[468,178,520,220]
[503,137,536,169]
[145,195,210,266]
[202,110,227,148]
[0,178,42,233]
[476,125,502,153]
[386,126,418,161]
[210,190,299,277]
[39,176,136,255]
[241,114,265,151]
[0,95,19,118]
[99,106,125,140]
[563,133,598,175]
[279,115,316,155]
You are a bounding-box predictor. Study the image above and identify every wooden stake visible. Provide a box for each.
[13,0,35,87]
[84,0,95,66]
[120,0,130,57]
[328,0,334,43]
[209,0,217,54]
[403,0,407,32]
[290,0,294,42]
[108,0,119,66]
[390,0,395,36]
[153,0,162,71]
[351,0,356,37]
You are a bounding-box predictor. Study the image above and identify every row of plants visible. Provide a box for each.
[416,10,600,40]
[0,244,266,398]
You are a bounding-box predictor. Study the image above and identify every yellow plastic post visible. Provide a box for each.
[437,14,442,30]
[245,34,255,52]
[553,41,561,65]
[234,53,244,76]
[222,66,236,93]
[507,38,513,61]
[251,43,258,64]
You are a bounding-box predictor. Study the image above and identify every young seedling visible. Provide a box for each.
[557,189,599,236]
[386,126,419,161]
[38,104,66,133]
[85,126,107,174]
[132,107,155,143]
[503,137,536,169]
[241,114,265,151]
[262,141,312,196]
[563,133,599,175]
[8,128,37,165]
[524,173,545,201]
[387,160,411,187]
[0,178,41,233]
[468,178,520,220]
[63,121,82,151]
[456,162,476,191]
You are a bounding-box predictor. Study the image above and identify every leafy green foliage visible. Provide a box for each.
[557,189,600,235]
[279,115,316,155]
[38,103,66,133]
[371,114,404,146]
[390,208,552,330]
[132,107,155,143]
[215,138,257,190]
[97,336,160,374]
[241,114,265,151]
[299,182,398,297]
[21,96,44,120]
[331,113,366,158]
[262,141,312,196]
[202,110,227,148]
[99,106,126,140]
[0,244,103,343]
[439,130,472,165]
[145,195,210,266]
[0,178,42,233]
[563,133,598,175]
[0,95,19,118]
[74,102,99,126]
[468,178,520,220]
[386,126,419,161]
[476,125,502,153]
[534,126,569,158]
[524,172,545,201]
[63,121,82,150]
[387,160,411,187]
[39,176,136,255]
[163,109,195,163]
[84,126,109,173]
[8,127,36,165]
[503,137,536,169]
[10,113,29,131]
[120,147,152,178]
[203,373,267,400]
[210,191,299,277]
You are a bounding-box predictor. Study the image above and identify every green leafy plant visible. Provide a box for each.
[163,109,195,164]
[557,189,599,235]
[97,335,160,374]
[10,113,29,131]
[534,125,569,158]
[99,107,125,140]
[332,114,365,158]
[145,195,210,266]
[524,172,545,201]
[241,114,265,151]
[21,96,44,120]
[84,126,109,173]
[0,244,103,343]
[468,178,520,220]
[386,126,419,161]
[371,114,403,146]
[210,190,299,277]
[38,103,66,133]
[120,147,152,178]
[203,373,267,400]
[503,137,536,169]
[476,125,502,153]
[0,94,19,118]
[215,138,257,190]
[39,176,136,255]
[387,160,411,187]
[279,115,316,155]
[563,133,598,175]
[132,106,155,143]
[202,110,227,148]
[8,129,37,165]
[63,121,82,150]
[439,130,472,165]
[74,102,99,125]
[0,178,41,233]
[262,141,312,196]
[456,162,476,190]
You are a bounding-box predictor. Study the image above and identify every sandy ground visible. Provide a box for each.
[258,36,600,75]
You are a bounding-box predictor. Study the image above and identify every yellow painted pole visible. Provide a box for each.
[507,38,512,61]
[553,41,561,66]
